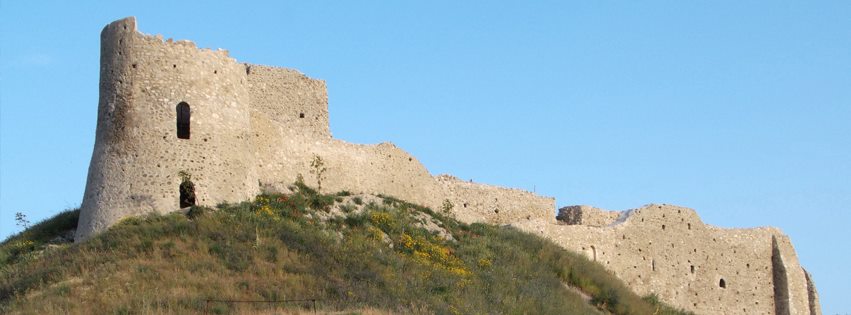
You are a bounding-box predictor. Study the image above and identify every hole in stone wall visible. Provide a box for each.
[691,265,695,273]
[493,209,499,214]
[720,278,726,288]
[662,224,666,230]
[214,70,217,74]
[176,102,191,139]
[652,259,655,271]
[688,223,691,230]
[246,66,251,75]
[463,203,467,208]
[173,64,177,68]
[132,63,137,69]
[299,113,305,118]
[179,174,196,208]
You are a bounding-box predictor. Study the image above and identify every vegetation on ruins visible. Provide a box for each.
[1,182,692,315]
[309,154,328,193]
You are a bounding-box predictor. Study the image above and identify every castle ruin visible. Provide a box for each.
[76,17,820,314]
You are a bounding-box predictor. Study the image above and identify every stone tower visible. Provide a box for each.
[76,17,260,240]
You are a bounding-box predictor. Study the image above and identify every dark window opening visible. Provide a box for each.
[719,278,726,288]
[177,102,191,139]
[691,265,695,274]
[662,224,666,230]
[688,223,691,230]
[299,112,305,118]
[179,176,196,208]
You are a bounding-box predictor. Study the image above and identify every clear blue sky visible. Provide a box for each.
[1,1,849,313]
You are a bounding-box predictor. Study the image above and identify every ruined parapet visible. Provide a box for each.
[76,17,259,240]
[436,175,555,225]
[514,204,821,315]
[246,64,330,139]
[557,205,620,226]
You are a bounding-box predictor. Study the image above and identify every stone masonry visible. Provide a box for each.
[76,17,819,314]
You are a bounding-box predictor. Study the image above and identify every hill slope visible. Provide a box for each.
[1,182,691,314]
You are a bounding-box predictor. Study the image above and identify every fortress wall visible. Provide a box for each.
[250,112,442,207]
[557,205,620,226]
[512,204,817,315]
[437,175,555,224]
[77,17,259,240]
[250,111,556,220]
[246,64,330,139]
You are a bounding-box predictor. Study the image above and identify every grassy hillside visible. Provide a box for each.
[1,182,692,315]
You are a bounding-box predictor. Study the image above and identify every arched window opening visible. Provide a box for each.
[177,102,191,139]
[719,278,727,288]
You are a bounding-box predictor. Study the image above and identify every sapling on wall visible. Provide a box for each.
[310,154,327,193]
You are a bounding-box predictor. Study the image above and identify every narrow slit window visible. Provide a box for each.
[177,102,191,139]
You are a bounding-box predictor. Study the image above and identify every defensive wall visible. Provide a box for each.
[76,17,819,314]
[514,204,821,315]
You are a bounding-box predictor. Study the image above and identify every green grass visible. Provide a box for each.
[0,184,692,315]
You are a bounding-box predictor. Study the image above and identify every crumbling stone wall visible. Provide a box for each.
[556,205,620,226]
[513,204,820,315]
[437,175,555,224]
[246,65,330,139]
